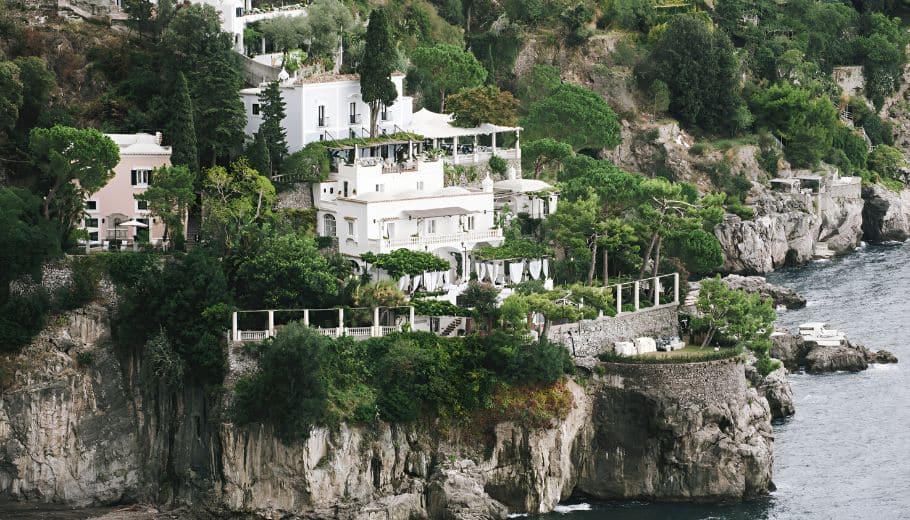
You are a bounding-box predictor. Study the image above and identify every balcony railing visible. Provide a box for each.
[381,228,502,250]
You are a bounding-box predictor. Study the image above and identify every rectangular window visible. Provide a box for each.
[375,184,384,192]
[466,215,475,230]
[416,181,424,190]
[349,102,358,124]
[85,200,97,211]
[381,104,389,121]
[252,103,260,116]
[85,217,99,228]
[427,219,436,234]
[131,169,151,187]
[347,221,355,237]
[318,105,325,126]
[89,231,98,242]
[137,200,149,211]
[235,6,243,17]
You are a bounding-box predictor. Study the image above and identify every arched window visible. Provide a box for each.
[323,214,336,237]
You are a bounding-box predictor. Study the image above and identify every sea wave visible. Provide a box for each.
[553,503,592,513]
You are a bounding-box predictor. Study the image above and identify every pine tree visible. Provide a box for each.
[193,53,247,166]
[257,80,288,176]
[359,9,397,137]
[169,72,199,175]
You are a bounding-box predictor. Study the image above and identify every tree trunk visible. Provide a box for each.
[369,101,379,137]
[587,240,597,286]
[701,327,715,348]
[652,235,662,279]
[602,248,609,287]
[440,89,447,112]
[639,230,660,279]
[42,180,61,218]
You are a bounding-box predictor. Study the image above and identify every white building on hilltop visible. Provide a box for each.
[241,73,414,152]
[193,0,308,54]
[240,73,523,170]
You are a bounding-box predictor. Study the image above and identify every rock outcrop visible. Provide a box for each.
[771,332,899,374]
[745,363,795,419]
[803,342,869,373]
[721,275,807,309]
[771,332,806,370]
[714,188,864,274]
[0,301,776,518]
[861,184,910,242]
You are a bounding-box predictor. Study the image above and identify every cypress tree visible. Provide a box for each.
[247,131,270,177]
[257,80,287,176]
[360,9,397,137]
[169,72,199,175]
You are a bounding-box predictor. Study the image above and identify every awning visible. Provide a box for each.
[404,207,471,218]
[408,108,521,139]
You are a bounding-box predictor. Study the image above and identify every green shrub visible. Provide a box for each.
[754,354,780,377]
[689,143,707,156]
[507,340,573,384]
[0,290,50,351]
[488,155,508,176]
[76,351,94,367]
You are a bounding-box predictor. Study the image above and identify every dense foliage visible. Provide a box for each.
[232,324,573,440]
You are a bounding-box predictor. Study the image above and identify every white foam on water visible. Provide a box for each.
[553,503,592,513]
[869,363,899,371]
[507,514,528,518]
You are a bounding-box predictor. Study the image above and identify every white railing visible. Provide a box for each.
[383,228,502,250]
[448,148,520,166]
[345,326,373,337]
[240,330,269,341]
[317,327,340,338]
[380,325,400,335]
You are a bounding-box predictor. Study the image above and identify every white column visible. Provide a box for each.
[654,276,660,306]
[373,307,380,337]
[461,251,469,281]
[303,309,310,327]
[616,285,622,315]
[515,130,521,160]
[492,132,497,155]
[673,273,680,304]
[339,307,345,335]
[409,306,415,328]
[232,312,239,341]
[453,137,458,164]
[634,281,640,311]
[268,310,275,337]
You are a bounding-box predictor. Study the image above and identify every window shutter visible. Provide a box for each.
[147,170,153,185]
[131,170,137,185]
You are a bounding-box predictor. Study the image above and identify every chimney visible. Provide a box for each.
[155,132,163,145]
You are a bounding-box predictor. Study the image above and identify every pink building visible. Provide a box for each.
[82,133,174,249]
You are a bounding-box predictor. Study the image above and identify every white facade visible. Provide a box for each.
[241,74,413,153]
[493,177,559,219]
[314,142,504,282]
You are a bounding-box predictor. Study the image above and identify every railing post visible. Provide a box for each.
[634,281,640,311]
[303,309,310,327]
[232,312,239,342]
[673,273,680,304]
[616,284,622,315]
[267,310,274,338]
[654,276,660,306]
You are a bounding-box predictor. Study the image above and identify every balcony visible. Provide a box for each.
[376,228,503,252]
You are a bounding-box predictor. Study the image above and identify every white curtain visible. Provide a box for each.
[509,261,524,284]
[412,274,423,292]
[436,271,445,289]
[528,259,542,280]
[442,270,451,288]
[542,258,550,279]
[398,275,410,291]
[488,262,499,283]
[424,271,437,292]
[475,260,485,280]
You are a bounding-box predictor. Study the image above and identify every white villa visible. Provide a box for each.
[81,132,178,250]
[193,0,307,54]
[240,73,524,170]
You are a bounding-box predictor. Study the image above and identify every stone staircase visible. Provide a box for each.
[185,211,201,250]
[440,318,463,337]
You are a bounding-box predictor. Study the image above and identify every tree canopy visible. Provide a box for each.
[409,44,487,111]
[360,9,398,137]
[522,83,621,153]
[446,85,519,127]
[136,165,195,244]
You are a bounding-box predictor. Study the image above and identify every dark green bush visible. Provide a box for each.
[0,290,50,352]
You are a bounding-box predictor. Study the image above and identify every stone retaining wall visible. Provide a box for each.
[596,357,745,403]
[548,304,679,357]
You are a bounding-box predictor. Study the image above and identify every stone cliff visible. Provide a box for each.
[0,304,775,518]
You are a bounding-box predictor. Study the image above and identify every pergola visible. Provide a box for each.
[409,109,521,163]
